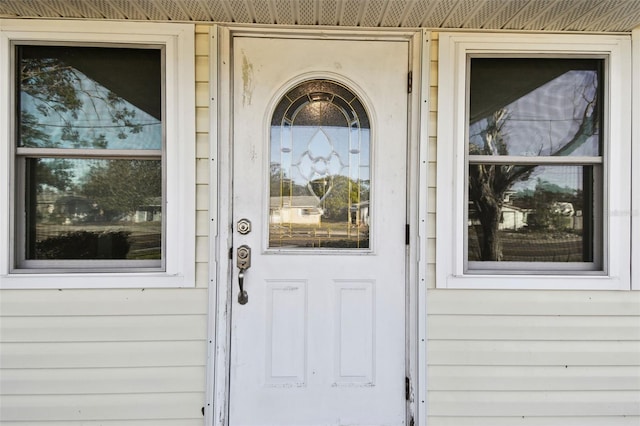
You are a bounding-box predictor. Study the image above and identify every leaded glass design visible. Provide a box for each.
[269,80,370,248]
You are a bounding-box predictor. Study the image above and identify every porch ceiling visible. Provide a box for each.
[0,0,639,32]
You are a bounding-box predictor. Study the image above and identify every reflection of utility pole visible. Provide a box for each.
[322,178,327,219]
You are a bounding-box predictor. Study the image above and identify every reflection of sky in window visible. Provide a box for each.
[271,125,370,185]
[469,70,599,157]
[509,165,587,193]
[21,69,161,150]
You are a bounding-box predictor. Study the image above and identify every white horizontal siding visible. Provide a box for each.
[0,290,209,423]
[0,285,210,417]
[427,391,640,416]
[0,288,209,316]
[426,289,640,424]
[428,315,640,340]
[429,365,640,391]
[429,340,640,365]
[1,315,207,342]
[1,366,206,394]
[1,341,206,368]
[426,290,640,315]
[1,393,203,421]
[427,416,640,426]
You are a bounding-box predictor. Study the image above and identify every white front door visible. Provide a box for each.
[229,33,409,426]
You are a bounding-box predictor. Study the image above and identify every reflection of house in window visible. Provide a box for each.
[54,195,96,224]
[350,201,369,226]
[499,205,530,230]
[134,197,162,223]
[270,196,323,225]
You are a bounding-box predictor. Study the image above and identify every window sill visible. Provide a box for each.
[0,271,195,289]
[440,273,630,291]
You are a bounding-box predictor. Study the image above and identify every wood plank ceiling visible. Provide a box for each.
[0,0,639,32]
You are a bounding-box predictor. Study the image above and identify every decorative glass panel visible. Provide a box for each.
[269,80,370,249]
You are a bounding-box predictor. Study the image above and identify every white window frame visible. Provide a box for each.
[436,32,631,290]
[0,19,195,288]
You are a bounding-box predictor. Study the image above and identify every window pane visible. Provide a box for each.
[469,58,602,157]
[17,45,162,150]
[467,164,598,264]
[25,158,161,261]
[269,80,370,249]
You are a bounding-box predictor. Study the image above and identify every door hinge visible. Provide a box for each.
[405,224,410,245]
[405,376,411,400]
[407,71,413,94]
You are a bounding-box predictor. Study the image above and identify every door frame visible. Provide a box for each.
[205,24,430,426]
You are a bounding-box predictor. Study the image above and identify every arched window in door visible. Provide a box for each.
[269,79,371,249]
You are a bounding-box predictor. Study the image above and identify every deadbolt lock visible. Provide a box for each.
[237,219,252,235]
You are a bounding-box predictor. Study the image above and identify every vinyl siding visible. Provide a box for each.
[0,288,209,423]
[426,32,640,425]
[0,25,211,425]
[195,26,212,288]
[426,292,640,424]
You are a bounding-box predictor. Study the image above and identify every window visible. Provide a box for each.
[16,45,163,269]
[0,20,195,288]
[269,79,370,249]
[437,33,631,290]
[467,58,603,272]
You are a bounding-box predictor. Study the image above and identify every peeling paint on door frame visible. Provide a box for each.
[241,50,254,106]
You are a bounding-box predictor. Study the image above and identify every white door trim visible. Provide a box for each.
[205,24,429,426]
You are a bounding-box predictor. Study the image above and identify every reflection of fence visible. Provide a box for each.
[468,229,585,262]
[526,211,583,231]
[269,223,369,248]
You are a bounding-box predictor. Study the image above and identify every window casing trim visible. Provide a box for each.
[0,19,195,288]
[436,32,631,290]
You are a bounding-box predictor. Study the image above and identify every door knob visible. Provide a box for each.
[236,245,251,305]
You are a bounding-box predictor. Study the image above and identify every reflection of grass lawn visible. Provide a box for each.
[270,222,369,248]
[469,229,584,262]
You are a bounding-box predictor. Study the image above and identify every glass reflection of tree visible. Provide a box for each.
[469,71,599,261]
[19,47,162,260]
[21,50,160,197]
